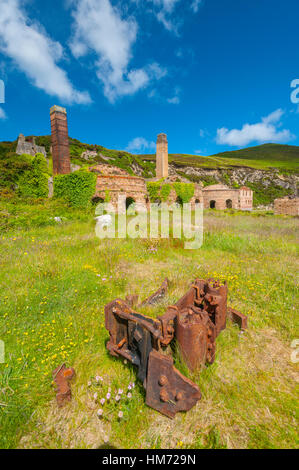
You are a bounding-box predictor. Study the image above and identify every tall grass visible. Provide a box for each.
[0,201,298,448]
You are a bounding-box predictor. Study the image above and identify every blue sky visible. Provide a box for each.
[0,0,298,155]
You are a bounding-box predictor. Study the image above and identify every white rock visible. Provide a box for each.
[94,214,112,228]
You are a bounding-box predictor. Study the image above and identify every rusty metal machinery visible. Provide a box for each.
[105,278,247,418]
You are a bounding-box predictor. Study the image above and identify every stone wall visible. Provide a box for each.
[91,164,130,177]
[274,197,299,216]
[16,134,47,158]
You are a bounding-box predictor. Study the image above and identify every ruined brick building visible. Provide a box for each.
[91,164,148,211]
[48,105,253,211]
[202,184,253,210]
[16,133,47,158]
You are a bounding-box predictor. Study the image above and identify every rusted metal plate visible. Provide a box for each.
[145,349,201,419]
[228,307,248,330]
[176,307,216,371]
[52,364,75,407]
[105,299,161,384]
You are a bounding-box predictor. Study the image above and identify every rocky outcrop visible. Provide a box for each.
[168,165,299,197]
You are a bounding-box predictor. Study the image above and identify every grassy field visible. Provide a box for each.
[0,200,298,449]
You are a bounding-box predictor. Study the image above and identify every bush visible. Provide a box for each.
[147,182,161,201]
[0,152,32,190]
[17,154,49,198]
[54,170,97,207]
[173,182,195,203]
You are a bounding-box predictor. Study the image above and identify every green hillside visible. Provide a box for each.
[211,143,299,161]
[140,143,299,172]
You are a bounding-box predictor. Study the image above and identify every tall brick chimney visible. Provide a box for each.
[50,105,71,175]
[156,133,168,179]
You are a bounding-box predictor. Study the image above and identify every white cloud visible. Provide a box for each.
[0,107,7,120]
[0,0,90,104]
[70,0,166,103]
[216,109,294,147]
[191,0,203,13]
[167,86,180,104]
[148,0,181,32]
[167,96,180,104]
[126,137,156,153]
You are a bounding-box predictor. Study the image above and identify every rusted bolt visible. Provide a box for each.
[159,375,168,386]
[160,389,169,402]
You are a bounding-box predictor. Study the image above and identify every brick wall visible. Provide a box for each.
[94,175,148,211]
[274,198,299,216]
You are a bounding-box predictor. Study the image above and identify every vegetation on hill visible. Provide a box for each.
[0,137,298,206]
[211,143,299,162]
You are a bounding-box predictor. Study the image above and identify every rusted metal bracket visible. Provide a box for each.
[104,278,247,418]
[52,364,75,407]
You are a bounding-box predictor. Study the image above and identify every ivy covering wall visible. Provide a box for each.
[54,170,97,207]
[17,153,50,198]
[173,182,195,203]
[146,181,195,204]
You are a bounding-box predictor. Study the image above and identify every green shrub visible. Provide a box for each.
[147,182,161,201]
[160,184,171,201]
[0,152,32,190]
[173,182,195,203]
[17,154,49,198]
[54,170,97,207]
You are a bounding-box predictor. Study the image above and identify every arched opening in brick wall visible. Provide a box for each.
[210,200,216,209]
[92,196,105,205]
[126,197,135,210]
[226,199,232,209]
[176,196,183,207]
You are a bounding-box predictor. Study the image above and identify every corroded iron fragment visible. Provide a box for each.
[52,364,75,407]
[104,277,247,418]
[145,350,201,418]
[227,307,248,330]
